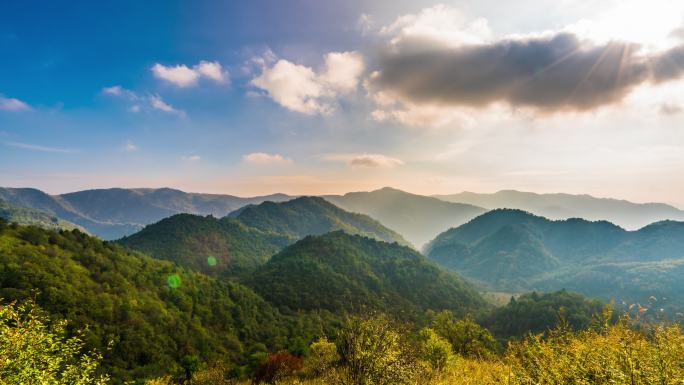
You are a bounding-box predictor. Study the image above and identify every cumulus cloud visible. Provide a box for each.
[243,152,293,165]
[152,60,228,87]
[380,4,491,48]
[250,51,364,115]
[103,85,184,116]
[0,95,30,111]
[324,153,404,168]
[365,4,684,126]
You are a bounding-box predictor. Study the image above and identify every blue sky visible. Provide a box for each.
[2,0,684,206]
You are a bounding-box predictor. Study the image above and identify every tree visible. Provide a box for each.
[336,314,418,385]
[304,337,339,378]
[430,311,497,358]
[418,327,453,372]
[0,299,108,385]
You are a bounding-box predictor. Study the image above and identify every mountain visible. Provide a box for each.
[0,198,85,232]
[234,196,410,246]
[119,197,409,277]
[118,213,293,277]
[434,190,684,230]
[324,187,487,248]
[481,290,606,340]
[0,187,293,239]
[0,219,310,382]
[425,209,684,310]
[247,231,487,320]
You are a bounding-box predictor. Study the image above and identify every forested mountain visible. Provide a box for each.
[0,187,293,239]
[234,196,409,246]
[0,198,85,232]
[118,214,293,278]
[248,231,487,320]
[119,197,410,277]
[434,190,684,230]
[324,187,486,248]
[0,220,320,382]
[480,291,606,340]
[426,209,684,309]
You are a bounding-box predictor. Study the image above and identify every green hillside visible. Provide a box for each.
[426,209,684,310]
[0,219,314,382]
[248,231,487,320]
[118,213,293,277]
[235,196,410,246]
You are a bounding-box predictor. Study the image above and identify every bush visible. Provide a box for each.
[304,337,339,377]
[430,311,497,359]
[418,328,454,372]
[506,314,684,385]
[0,299,108,385]
[253,350,303,384]
[336,314,419,385]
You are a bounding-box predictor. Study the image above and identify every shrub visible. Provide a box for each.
[336,314,418,385]
[418,327,454,372]
[253,350,303,384]
[0,299,108,385]
[305,337,339,377]
[430,311,497,359]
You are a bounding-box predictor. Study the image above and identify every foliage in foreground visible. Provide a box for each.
[0,300,108,385]
[163,309,684,385]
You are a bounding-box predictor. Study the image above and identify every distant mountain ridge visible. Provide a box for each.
[426,209,684,309]
[0,198,86,232]
[325,187,487,248]
[0,187,293,239]
[434,190,684,230]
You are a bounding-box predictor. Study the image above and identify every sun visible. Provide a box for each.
[571,0,684,52]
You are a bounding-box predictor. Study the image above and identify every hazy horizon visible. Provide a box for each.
[2,183,683,209]
[3,1,684,207]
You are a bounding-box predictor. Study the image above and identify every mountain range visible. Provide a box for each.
[119,196,408,278]
[0,216,486,382]
[434,190,684,230]
[426,209,684,310]
[325,187,487,247]
[0,187,292,239]
[0,198,85,232]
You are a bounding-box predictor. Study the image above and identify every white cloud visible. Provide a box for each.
[243,152,293,165]
[181,154,201,162]
[251,60,327,114]
[152,61,228,87]
[124,141,138,152]
[380,4,492,48]
[0,95,30,111]
[250,51,364,115]
[103,86,184,116]
[321,51,365,92]
[149,94,183,115]
[323,153,404,168]
[4,141,74,153]
[196,60,227,82]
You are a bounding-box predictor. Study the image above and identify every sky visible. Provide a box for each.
[2,0,684,206]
